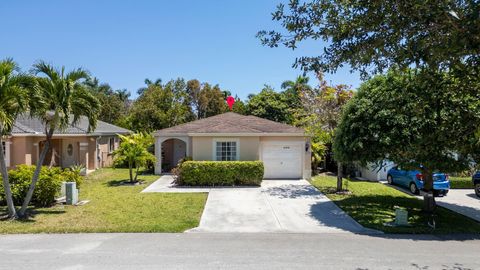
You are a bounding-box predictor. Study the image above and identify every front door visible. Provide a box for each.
[62,139,78,168]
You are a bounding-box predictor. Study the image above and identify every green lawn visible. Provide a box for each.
[449,176,473,189]
[311,175,480,234]
[0,168,207,233]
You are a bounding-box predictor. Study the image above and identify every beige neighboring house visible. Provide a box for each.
[2,114,131,173]
[154,112,311,179]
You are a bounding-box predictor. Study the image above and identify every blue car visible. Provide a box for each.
[472,171,480,197]
[387,166,450,196]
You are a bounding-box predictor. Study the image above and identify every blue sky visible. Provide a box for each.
[1,0,361,100]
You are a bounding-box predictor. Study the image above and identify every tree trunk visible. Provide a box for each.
[134,164,140,182]
[0,132,17,218]
[128,162,133,183]
[422,167,436,213]
[336,162,343,192]
[19,129,53,218]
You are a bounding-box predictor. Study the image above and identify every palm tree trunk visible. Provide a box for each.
[0,132,16,218]
[128,161,133,183]
[19,128,53,218]
[336,161,343,192]
[134,164,140,182]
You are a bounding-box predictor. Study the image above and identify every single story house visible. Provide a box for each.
[154,112,311,179]
[2,114,131,172]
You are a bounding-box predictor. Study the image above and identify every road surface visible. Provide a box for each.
[0,233,478,270]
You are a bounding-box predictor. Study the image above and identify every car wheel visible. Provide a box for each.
[387,175,393,185]
[409,182,419,195]
[475,183,480,198]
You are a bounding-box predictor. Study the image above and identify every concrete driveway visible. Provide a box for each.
[382,181,480,222]
[188,180,373,233]
[435,189,480,222]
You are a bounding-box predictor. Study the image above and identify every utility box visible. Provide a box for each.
[395,208,409,226]
[65,182,79,205]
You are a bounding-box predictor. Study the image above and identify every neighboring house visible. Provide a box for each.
[2,114,131,172]
[154,112,311,179]
[357,161,395,181]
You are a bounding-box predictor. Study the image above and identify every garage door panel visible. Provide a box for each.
[261,143,302,179]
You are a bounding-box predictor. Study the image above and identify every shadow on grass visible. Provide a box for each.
[0,208,66,223]
[310,193,480,240]
[106,179,146,187]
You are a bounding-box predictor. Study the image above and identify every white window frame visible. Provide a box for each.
[108,137,116,153]
[212,138,240,161]
[2,141,11,167]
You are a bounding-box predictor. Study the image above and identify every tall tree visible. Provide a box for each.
[126,78,194,132]
[0,59,33,218]
[281,75,310,109]
[294,73,353,190]
[246,85,293,124]
[19,61,100,217]
[333,69,480,212]
[138,78,162,95]
[197,83,228,118]
[84,77,129,125]
[258,0,480,76]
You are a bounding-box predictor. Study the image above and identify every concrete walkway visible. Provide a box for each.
[143,175,376,234]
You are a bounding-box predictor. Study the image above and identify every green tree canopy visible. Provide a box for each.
[246,85,293,124]
[125,78,195,132]
[258,0,480,76]
[0,58,34,218]
[84,77,130,125]
[334,69,480,193]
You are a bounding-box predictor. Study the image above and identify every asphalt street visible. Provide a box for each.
[0,233,478,270]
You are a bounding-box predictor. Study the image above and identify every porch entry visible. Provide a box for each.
[161,138,186,172]
[39,139,80,168]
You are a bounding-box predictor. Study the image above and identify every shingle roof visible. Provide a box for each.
[11,114,131,136]
[155,112,304,136]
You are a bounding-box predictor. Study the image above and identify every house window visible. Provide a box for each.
[108,137,115,153]
[215,141,237,161]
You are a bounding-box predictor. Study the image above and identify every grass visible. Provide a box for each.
[449,176,473,189]
[311,174,480,234]
[0,168,207,233]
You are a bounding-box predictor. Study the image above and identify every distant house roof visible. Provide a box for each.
[11,114,131,136]
[155,112,305,136]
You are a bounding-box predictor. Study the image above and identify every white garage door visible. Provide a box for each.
[261,142,302,179]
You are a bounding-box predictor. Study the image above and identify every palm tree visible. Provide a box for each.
[0,59,33,218]
[18,61,100,217]
[281,76,311,108]
[137,78,162,95]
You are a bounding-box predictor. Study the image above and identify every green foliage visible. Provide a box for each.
[258,1,480,76]
[125,79,195,132]
[83,77,130,125]
[176,161,264,186]
[311,174,480,233]
[0,165,82,207]
[113,133,156,182]
[62,169,84,190]
[334,69,480,188]
[246,85,293,124]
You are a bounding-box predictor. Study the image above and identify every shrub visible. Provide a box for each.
[176,161,264,186]
[0,165,84,207]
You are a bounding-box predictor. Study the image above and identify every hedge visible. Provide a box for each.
[0,165,83,207]
[175,161,264,186]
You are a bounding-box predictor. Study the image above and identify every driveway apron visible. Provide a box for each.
[188,180,372,233]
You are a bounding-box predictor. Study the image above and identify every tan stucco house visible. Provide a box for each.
[2,114,131,172]
[154,112,311,179]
